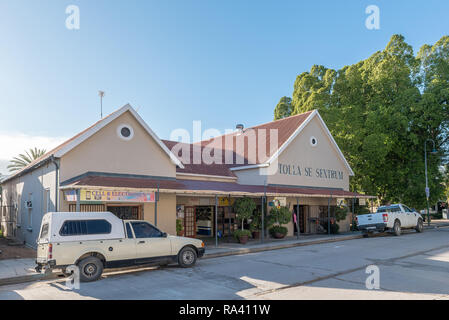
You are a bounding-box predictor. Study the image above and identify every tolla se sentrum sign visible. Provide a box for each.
[278,163,344,180]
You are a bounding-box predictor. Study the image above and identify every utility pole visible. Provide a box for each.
[424,139,437,226]
[98,90,105,119]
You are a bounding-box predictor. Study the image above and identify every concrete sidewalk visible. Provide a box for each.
[203,232,364,259]
[1,219,448,287]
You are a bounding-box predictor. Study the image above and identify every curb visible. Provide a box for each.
[423,224,449,230]
[203,234,363,259]
[0,271,57,287]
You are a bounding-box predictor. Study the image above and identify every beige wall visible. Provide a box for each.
[60,111,176,183]
[234,167,267,185]
[269,116,350,190]
[143,193,177,235]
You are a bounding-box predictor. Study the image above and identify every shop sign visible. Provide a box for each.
[337,198,346,206]
[218,197,235,206]
[359,198,366,206]
[65,189,155,202]
[273,197,286,208]
[278,163,344,181]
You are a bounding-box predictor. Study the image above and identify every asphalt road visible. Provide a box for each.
[1,227,449,300]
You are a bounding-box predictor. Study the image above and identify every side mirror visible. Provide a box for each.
[162,232,167,238]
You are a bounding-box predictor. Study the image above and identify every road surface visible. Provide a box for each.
[1,227,449,300]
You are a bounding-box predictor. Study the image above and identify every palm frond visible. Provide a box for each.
[8,148,47,172]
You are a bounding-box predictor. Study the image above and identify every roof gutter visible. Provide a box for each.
[50,156,60,212]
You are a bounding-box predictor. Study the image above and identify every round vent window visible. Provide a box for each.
[310,136,318,147]
[117,124,134,141]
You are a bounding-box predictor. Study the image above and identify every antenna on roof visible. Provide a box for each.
[98,90,105,118]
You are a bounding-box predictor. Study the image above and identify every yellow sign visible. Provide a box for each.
[218,197,235,206]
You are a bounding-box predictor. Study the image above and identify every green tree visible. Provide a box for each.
[233,197,256,230]
[7,148,46,172]
[274,96,293,120]
[276,34,448,209]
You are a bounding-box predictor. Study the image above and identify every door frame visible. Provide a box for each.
[184,206,197,238]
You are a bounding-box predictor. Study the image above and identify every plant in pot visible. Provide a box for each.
[249,208,262,239]
[176,218,184,236]
[232,197,256,244]
[267,206,291,239]
[233,229,251,244]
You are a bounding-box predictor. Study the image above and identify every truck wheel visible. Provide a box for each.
[415,218,424,233]
[178,246,197,268]
[77,256,104,282]
[393,220,401,236]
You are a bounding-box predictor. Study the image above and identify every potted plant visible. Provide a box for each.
[176,218,184,236]
[232,229,251,244]
[267,206,291,239]
[269,225,288,239]
[249,208,262,239]
[233,197,256,244]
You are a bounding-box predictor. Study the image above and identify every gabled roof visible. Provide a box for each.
[164,109,354,177]
[2,104,184,183]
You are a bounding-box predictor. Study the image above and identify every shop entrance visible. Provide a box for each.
[184,206,196,238]
[293,205,307,234]
[107,205,141,220]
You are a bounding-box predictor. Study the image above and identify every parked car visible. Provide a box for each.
[356,204,423,237]
[35,211,205,282]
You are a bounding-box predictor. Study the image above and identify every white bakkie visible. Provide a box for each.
[36,212,205,282]
[356,204,424,237]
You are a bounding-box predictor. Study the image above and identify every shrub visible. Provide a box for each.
[320,221,340,234]
[267,206,291,227]
[335,205,348,222]
[233,229,251,240]
[233,197,256,230]
[269,225,288,237]
[249,207,262,232]
[176,219,183,235]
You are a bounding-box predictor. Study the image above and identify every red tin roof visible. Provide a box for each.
[63,175,372,198]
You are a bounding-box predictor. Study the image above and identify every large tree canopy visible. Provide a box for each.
[275,34,449,209]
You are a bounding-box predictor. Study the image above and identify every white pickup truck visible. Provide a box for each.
[356,204,423,237]
[36,211,205,282]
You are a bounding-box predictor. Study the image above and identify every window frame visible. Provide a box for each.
[59,219,112,236]
[130,221,163,239]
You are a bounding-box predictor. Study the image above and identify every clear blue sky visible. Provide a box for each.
[0,0,448,173]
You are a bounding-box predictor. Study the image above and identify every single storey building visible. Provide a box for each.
[1,104,372,247]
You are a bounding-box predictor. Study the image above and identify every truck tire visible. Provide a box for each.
[415,218,424,233]
[77,256,104,282]
[393,220,401,236]
[178,246,197,268]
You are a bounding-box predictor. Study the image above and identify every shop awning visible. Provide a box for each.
[60,175,375,199]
